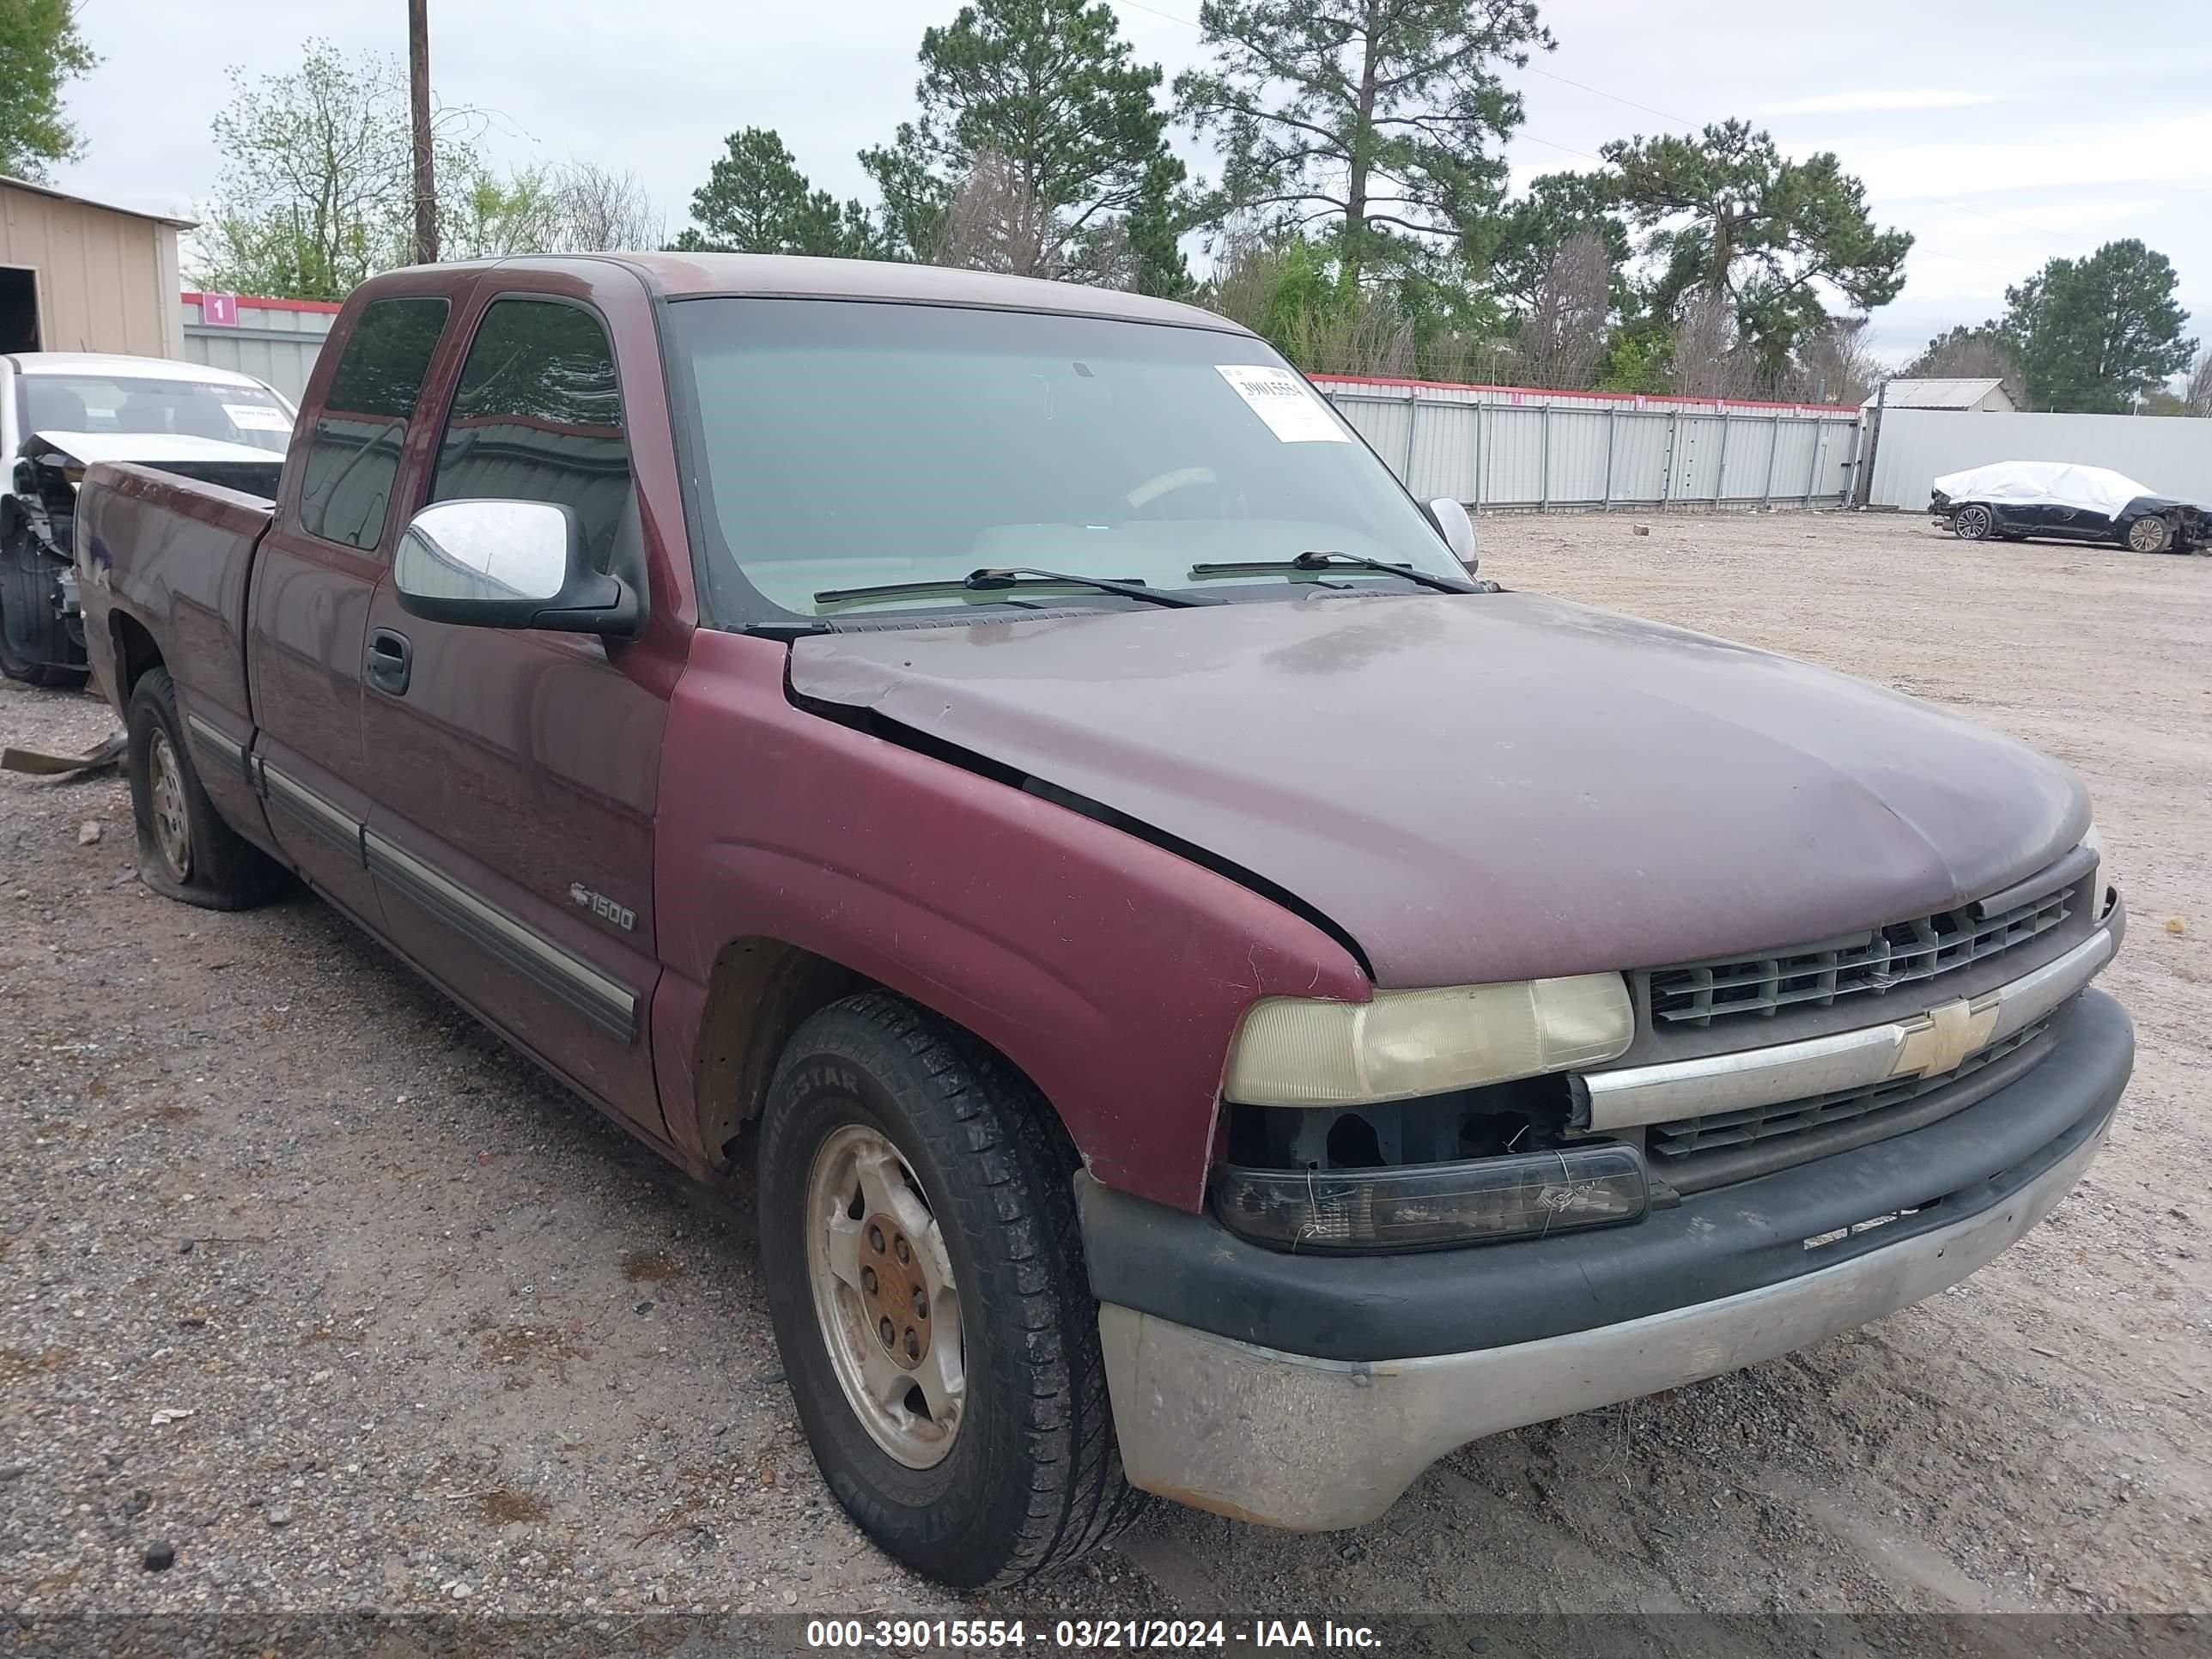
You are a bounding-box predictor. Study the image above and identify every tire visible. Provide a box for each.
[0,577,88,689]
[2125,514,2176,554]
[1952,502,1996,541]
[125,667,285,909]
[757,991,1145,1587]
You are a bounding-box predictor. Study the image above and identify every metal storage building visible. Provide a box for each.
[0,176,190,359]
[1863,377,2016,413]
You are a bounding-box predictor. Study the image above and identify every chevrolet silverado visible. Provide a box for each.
[71,254,2131,1587]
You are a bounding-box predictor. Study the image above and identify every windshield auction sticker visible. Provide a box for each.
[1215,364,1351,443]
[222,404,291,432]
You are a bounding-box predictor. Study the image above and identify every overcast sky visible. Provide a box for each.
[50,0,2212,367]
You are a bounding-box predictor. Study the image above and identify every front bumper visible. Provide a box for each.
[1085,988,2130,1531]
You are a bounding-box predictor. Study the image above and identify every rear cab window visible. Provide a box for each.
[297,296,450,551]
[430,296,633,576]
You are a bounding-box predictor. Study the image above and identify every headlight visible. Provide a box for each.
[1211,1143,1648,1252]
[1223,974,1634,1108]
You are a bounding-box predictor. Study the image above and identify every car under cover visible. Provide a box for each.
[787,591,2087,988]
[1930,460,2203,539]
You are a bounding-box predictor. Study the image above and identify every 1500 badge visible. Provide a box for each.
[569,883,635,933]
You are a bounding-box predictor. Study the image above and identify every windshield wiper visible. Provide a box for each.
[814,567,1213,610]
[1188,550,1485,594]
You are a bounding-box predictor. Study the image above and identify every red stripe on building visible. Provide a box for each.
[182,290,344,316]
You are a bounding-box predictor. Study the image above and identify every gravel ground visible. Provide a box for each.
[2,510,2207,1638]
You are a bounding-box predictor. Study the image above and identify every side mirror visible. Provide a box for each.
[1428,497,1479,572]
[393,499,639,636]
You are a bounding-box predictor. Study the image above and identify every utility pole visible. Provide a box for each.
[409,0,438,264]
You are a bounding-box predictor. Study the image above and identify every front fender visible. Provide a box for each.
[652,628,1370,1212]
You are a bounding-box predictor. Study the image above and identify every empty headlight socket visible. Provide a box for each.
[1222,1073,1581,1171]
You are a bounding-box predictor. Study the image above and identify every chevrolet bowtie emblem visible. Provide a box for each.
[1890,995,2002,1080]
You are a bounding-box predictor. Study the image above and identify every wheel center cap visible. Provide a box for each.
[857,1212,931,1370]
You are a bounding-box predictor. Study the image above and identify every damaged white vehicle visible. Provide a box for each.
[1931,459,2207,556]
[0,354,292,685]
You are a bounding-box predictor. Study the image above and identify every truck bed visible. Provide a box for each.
[77,460,274,733]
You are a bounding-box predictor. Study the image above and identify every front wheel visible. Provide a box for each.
[757,992,1144,1587]
[1952,502,1996,540]
[0,551,87,688]
[2126,514,2177,554]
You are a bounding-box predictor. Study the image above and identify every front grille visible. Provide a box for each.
[1649,1018,2051,1159]
[1649,885,2072,1028]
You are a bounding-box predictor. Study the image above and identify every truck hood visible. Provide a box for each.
[27,429,284,468]
[787,592,2088,987]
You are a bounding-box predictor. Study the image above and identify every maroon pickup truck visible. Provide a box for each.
[74,254,2130,1588]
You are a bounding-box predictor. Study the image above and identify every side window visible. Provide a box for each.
[431,298,631,574]
[296,296,449,551]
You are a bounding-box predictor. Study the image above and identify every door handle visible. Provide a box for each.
[366,627,412,696]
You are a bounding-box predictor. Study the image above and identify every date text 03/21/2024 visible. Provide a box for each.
[805,1620,1383,1650]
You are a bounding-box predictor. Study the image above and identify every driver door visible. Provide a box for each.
[355,289,666,1132]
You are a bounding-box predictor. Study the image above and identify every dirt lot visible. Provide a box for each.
[3,510,2208,1632]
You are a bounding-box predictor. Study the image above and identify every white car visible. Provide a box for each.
[0,353,295,685]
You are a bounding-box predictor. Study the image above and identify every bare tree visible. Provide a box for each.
[1784,315,1881,405]
[1516,230,1611,389]
[1200,232,1278,336]
[932,151,1061,278]
[2187,347,2212,417]
[1669,291,1761,399]
[547,161,661,251]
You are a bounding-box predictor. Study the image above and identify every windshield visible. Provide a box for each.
[17,373,295,454]
[666,297,1463,620]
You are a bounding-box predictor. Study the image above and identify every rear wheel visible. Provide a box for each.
[1952,503,1996,540]
[757,992,1144,1587]
[2126,514,2177,554]
[125,667,284,908]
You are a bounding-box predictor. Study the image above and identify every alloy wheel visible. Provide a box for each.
[2128,515,2173,554]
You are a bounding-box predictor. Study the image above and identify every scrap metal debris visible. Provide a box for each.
[3,730,125,777]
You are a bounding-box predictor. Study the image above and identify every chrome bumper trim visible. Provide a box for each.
[1583,925,2115,1133]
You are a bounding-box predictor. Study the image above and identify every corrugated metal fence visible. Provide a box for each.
[1315,375,1865,512]
[179,291,338,405]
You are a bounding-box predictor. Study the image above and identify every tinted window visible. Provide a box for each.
[297,296,448,550]
[431,298,630,574]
